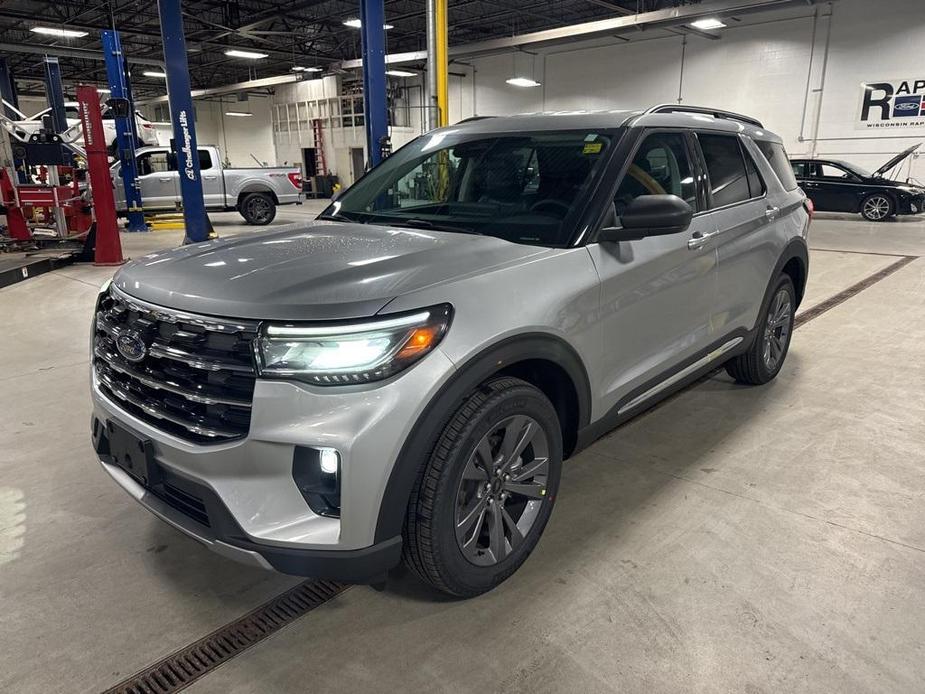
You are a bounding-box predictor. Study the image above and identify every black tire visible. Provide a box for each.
[725,275,796,385]
[239,192,276,225]
[860,193,894,222]
[402,376,563,598]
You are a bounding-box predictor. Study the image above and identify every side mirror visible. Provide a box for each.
[599,195,693,243]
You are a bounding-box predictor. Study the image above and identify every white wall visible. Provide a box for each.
[459,0,925,180]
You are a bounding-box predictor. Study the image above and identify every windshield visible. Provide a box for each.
[834,161,871,178]
[322,128,617,246]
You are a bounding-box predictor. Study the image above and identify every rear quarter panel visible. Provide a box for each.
[224,168,301,206]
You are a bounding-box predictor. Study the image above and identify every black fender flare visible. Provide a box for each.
[768,236,809,306]
[373,333,592,543]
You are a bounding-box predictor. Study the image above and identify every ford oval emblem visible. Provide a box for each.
[116,331,148,363]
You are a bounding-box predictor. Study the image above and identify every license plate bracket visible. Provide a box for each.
[107,421,159,488]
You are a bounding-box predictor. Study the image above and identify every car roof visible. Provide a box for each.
[447,107,782,143]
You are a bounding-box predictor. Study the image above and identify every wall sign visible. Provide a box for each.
[858,79,925,130]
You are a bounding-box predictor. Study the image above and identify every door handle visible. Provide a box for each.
[765,205,780,221]
[687,229,719,250]
[203,175,217,181]
[157,177,172,182]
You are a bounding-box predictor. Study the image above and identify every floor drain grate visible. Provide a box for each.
[795,255,917,328]
[102,579,347,694]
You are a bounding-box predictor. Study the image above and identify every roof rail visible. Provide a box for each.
[457,115,496,124]
[645,104,764,128]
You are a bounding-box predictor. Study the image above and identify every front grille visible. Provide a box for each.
[93,286,259,444]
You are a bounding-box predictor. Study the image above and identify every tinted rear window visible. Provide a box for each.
[699,134,751,207]
[756,140,799,191]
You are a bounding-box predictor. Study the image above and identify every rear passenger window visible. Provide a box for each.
[614,132,697,215]
[198,149,213,170]
[756,141,799,190]
[698,134,751,207]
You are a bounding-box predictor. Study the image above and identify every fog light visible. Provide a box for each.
[293,446,341,518]
[319,447,339,474]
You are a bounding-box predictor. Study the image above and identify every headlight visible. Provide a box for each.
[897,185,922,195]
[257,304,452,385]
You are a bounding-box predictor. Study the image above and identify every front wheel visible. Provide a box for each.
[725,275,795,385]
[402,377,562,597]
[860,193,894,222]
[238,192,276,225]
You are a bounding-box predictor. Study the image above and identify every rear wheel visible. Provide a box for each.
[725,275,795,385]
[239,192,276,225]
[402,377,562,597]
[860,193,894,222]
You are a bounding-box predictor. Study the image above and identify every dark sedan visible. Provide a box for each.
[791,145,925,221]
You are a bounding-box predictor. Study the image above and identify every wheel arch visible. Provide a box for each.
[237,187,279,207]
[774,237,809,309]
[373,333,592,543]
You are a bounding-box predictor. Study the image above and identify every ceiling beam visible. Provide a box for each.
[340,0,831,67]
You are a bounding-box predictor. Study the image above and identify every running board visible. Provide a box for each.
[617,337,744,415]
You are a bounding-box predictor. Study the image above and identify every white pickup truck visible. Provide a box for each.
[111,145,303,225]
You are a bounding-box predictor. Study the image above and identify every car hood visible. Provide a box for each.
[113,221,552,320]
[874,143,920,176]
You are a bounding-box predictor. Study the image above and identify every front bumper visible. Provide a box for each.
[897,192,925,215]
[90,348,456,581]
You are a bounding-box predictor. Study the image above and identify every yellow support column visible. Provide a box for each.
[435,0,449,127]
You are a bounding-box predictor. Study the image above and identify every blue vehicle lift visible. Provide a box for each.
[43,57,72,166]
[102,30,148,233]
[0,57,26,183]
[157,0,212,243]
[360,0,389,168]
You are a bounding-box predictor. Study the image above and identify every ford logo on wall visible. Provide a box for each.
[116,331,148,363]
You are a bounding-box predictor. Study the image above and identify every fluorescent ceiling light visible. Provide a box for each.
[291,66,323,72]
[143,71,167,78]
[690,17,727,29]
[506,77,541,88]
[31,26,88,38]
[97,88,111,93]
[343,18,394,29]
[224,49,269,60]
[225,111,253,117]
[386,69,417,77]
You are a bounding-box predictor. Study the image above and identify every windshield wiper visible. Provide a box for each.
[378,218,481,235]
[317,212,355,222]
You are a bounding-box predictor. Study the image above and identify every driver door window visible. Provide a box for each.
[820,163,856,180]
[613,132,697,217]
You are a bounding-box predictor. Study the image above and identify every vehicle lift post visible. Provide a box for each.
[157,0,213,243]
[43,57,71,236]
[102,30,148,233]
[75,85,124,265]
[360,0,389,167]
[0,56,26,183]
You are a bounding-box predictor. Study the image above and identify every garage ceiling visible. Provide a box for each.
[0,0,723,97]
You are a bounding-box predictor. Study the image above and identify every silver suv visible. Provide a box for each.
[90,106,810,597]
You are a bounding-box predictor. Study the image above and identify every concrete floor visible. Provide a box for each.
[1,208,923,693]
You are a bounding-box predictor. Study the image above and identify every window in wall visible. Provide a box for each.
[613,132,696,216]
[699,133,751,207]
[757,141,799,190]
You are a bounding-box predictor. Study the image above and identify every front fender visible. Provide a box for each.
[373,332,591,543]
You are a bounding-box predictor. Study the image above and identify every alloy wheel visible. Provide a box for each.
[454,415,550,567]
[863,195,890,221]
[248,196,272,223]
[763,287,792,371]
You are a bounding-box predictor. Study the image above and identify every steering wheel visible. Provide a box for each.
[529,199,571,218]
